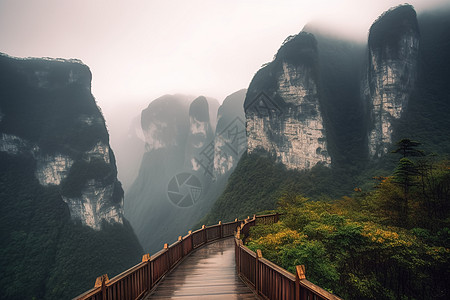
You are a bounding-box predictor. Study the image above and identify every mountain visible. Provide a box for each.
[202,4,450,222]
[245,32,331,170]
[185,96,215,172]
[124,94,193,253]
[125,91,246,253]
[393,6,450,155]
[214,89,247,177]
[0,54,142,299]
[365,5,420,159]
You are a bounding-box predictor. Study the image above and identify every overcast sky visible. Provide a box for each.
[1,0,448,112]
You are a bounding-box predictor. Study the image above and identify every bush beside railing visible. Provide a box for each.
[235,214,342,300]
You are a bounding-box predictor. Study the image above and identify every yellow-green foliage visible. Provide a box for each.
[246,159,450,299]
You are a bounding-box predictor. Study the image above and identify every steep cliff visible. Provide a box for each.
[185,96,215,174]
[125,94,222,253]
[365,5,420,158]
[202,4,450,225]
[245,32,331,170]
[125,91,246,253]
[0,54,142,299]
[214,89,247,177]
[393,6,450,155]
[125,95,191,252]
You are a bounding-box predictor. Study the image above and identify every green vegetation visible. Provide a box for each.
[246,147,450,300]
[200,150,357,225]
[203,11,450,299]
[0,153,142,300]
[61,157,116,198]
[0,55,143,300]
[315,33,367,169]
[0,55,108,155]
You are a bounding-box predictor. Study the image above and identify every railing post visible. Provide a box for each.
[94,274,109,300]
[256,249,262,296]
[188,230,193,251]
[178,236,183,261]
[164,243,169,270]
[219,221,223,239]
[202,225,207,243]
[142,254,152,292]
[150,256,154,290]
[238,239,243,275]
[295,265,306,300]
[236,238,240,274]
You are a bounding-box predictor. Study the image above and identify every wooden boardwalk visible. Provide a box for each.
[145,238,259,299]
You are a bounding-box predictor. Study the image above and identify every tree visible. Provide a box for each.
[392,157,419,227]
[391,138,424,158]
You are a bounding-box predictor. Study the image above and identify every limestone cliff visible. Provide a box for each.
[0,54,124,230]
[125,92,246,253]
[125,94,217,253]
[214,89,247,177]
[185,96,215,174]
[365,5,420,158]
[245,32,330,170]
[0,53,142,299]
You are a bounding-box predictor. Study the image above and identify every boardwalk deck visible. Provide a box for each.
[145,238,259,299]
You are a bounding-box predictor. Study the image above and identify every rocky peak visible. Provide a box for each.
[186,96,214,172]
[214,89,247,177]
[244,32,330,170]
[365,5,420,158]
[0,53,124,231]
[141,94,192,152]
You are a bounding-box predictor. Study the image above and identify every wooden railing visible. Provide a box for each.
[75,213,342,300]
[235,214,342,300]
[74,219,240,300]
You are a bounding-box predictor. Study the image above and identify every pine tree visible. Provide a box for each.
[391,138,424,158]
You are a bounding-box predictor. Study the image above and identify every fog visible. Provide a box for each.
[1,0,448,112]
[1,0,448,186]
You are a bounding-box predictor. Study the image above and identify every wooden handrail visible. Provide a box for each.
[235,213,342,300]
[74,213,340,300]
[73,218,240,300]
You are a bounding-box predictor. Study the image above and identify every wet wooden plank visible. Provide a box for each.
[145,238,258,299]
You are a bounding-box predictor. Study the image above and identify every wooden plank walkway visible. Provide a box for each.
[145,238,259,299]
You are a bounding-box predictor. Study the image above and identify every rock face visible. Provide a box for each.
[0,53,142,299]
[35,153,74,186]
[0,54,124,230]
[214,89,247,177]
[365,5,420,158]
[125,94,215,253]
[125,91,246,253]
[62,181,122,230]
[185,96,215,173]
[245,32,330,170]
